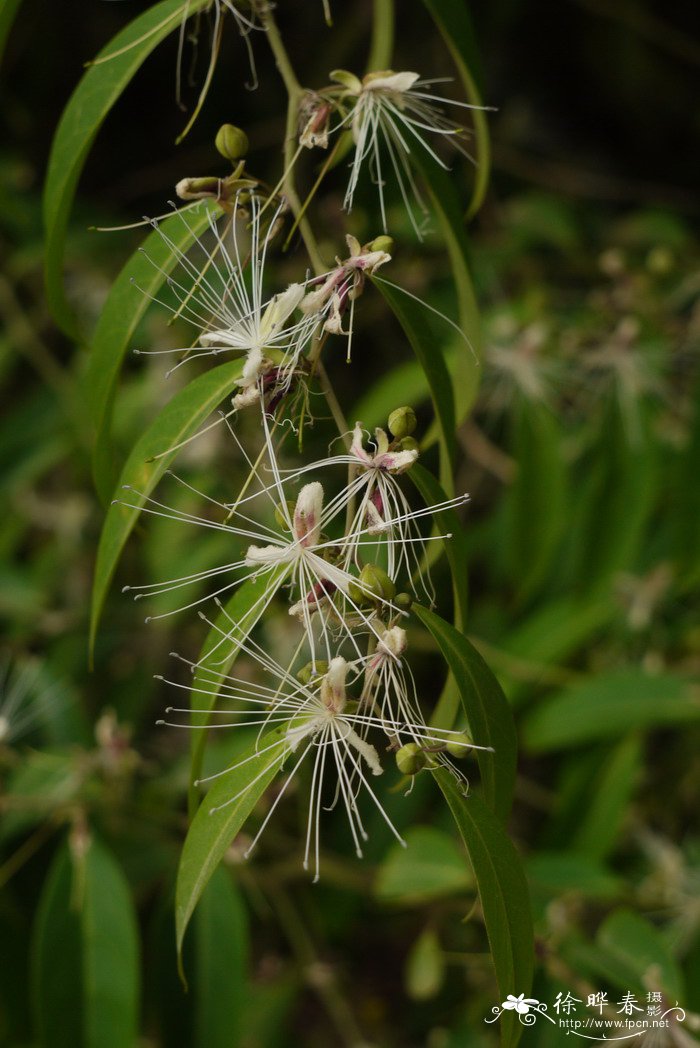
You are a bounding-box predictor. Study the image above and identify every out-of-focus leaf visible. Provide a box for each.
[527,853,622,901]
[504,401,567,601]
[523,669,700,752]
[81,839,140,1048]
[90,360,244,652]
[0,0,23,66]
[86,202,218,503]
[43,0,207,334]
[405,928,445,1001]
[188,566,290,812]
[375,278,456,489]
[31,838,140,1048]
[414,605,517,821]
[597,910,684,1000]
[673,370,700,588]
[433,772,533,1048]
[176,728,286,960]
[0,752,82,844]
[31,844,83,1048]
[351,359,427,430]
[419,0,490,218]
[571,735,642,859]
[193,867,249,1048]
[375,826,473,904]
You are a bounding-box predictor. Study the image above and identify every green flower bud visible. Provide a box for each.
[445,732,473,759]
[395,592,413,612]
[358,563,396,603]
[369,235,394,254]
[396,743,427,775]
[215,124,249,161]
[388,406,417,439]
[296,660,329,685]
[397,436,419,453]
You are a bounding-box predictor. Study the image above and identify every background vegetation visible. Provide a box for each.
[1,1,699,1046]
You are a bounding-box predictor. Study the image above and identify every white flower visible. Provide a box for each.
[134,193,322,403]
[159,644,489,879]
[321,69,489,236]
[0,655,65,747]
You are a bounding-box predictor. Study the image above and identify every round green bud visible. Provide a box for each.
[388,406,417,440]
[445,732,473,759]
[296,660,329,685]
[397,436,419,453]
[369,235,394,254]
[395,592,413,612]
[396,743,427,775]
[215,124,249,161]
[360,563,396,601]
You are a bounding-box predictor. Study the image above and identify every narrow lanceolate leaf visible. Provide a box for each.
[86,201,219,503]
[31,839,140,1048]
[188,567,290,815]
[433,771,533,1048]
[375,278,456,490]
[412,150,482,423]
[43,0,207,334]
[420,0,491,218]
[193,867,250,1048]
[81,840,140,1048]
[90,360,244,652]
[176,728,287,959]
[410,463,469,629]
[523,669,700,752]
[414,605,517,822]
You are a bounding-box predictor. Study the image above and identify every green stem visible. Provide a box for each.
[367,0,394,71]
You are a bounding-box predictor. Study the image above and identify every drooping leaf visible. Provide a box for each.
[523,669,700,752]
[176,728,286,959]
[81,839,140,1048]
[375,826,473,904]
[43,0,207,334]
[193,867,249,1048]
[86,201,219,503]
[433,772,533,1048]
[419,0,491,218]
[414,604,517,822]
[375,278,456,489]
[90,360,244,652]
[31,838,140,1048]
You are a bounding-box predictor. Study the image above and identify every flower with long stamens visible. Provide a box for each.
[158,646,491,879]
[0,655,66,748]
[313,70,489,236]
[134,192,322,404]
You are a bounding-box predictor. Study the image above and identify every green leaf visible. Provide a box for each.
[597,910,684,1000]
[0,0,23,66]
[375,278,456,490]
[31,838,140,1048]
[43,0,207,334]
[414,604,517,821]
[433,772,533,1048]
[405,929,445,1001]
[193,867,249,1048]
[86,202,219,503]
[504,401,567,602]
[375,826,473,904]
[523,669,700,752]
[420,0,491,218]
[31,844,83,1048]
[571,735,642,859]
[410,463,469,630]
[81,839,140,1048]
[176,728,286,960]
[527,853,622,901]
[188,567,290,813]
[90,360,244,652]
[412,150,482,423]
